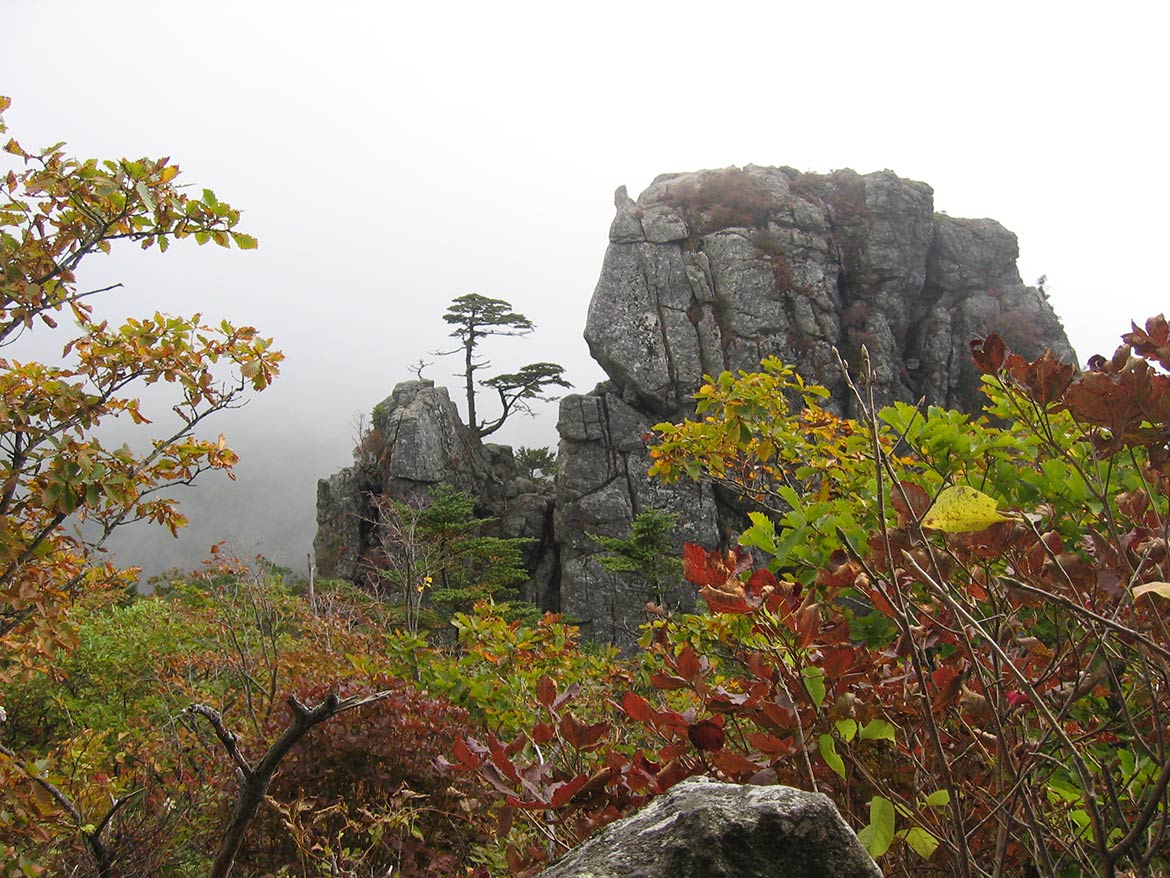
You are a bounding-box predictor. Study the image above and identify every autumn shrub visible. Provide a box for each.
[3,546,628,877]
[390,602,629,740]
[455,317,1170,878]
[365,484,531,635]
[0,95,280,877]
[661,167,774,235]
[229,677,482,878]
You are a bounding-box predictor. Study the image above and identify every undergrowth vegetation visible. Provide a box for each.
[6,317,1170,878]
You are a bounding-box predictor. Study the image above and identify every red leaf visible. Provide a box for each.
[505,844,524,874]
[491,746,521,784]
[818,551,855,589]
[688,718,726,751]
[746,651,777,683]
[699,585,752,615]
[676,645,701,681]
[1124,314,1170,370]
[479,762,519,797]
[559,712,609,751]
[504,731,528,758]
[822,646,857,678]
[1006,690,1030,708]
[1065,371,1138,433]
[452,737,482,771]
[970,334,1006,374]
[746,568,778,598]
[654,758,693,793]
[682,543,730,586]
[867,584,895,617]
[931,664,964,712]
[707,688,751,713]
[621,692,653,723]
[1020,350,1076,406]
[659,741,692,761]
[552,681,580,711]
[794,600,821,646]
[891,480,932,526]
[683,543,752,587]
[496,805,515,838]
[650,671,690,691]
[531,722,555,745]
[655,709,691,734]
[757,700,793,732]
[731,545,754,575]
[748,731,795,755]
[549,773,591,808]
[536,675,556,708]
[711,748,763,778]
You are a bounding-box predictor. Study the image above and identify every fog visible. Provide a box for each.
[4,1,1166,580]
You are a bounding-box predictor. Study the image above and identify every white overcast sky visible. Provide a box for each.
[3,1,1167,576]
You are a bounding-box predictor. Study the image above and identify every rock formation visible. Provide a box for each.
[535,778,882,878]
[313,380,558,608]
[587,166,1070,416]
[316,165,1074,648]
[555,165,1072,647]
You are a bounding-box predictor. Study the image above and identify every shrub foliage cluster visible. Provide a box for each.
[11,317,1170,878]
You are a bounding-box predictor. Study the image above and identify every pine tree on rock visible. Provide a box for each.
[438,293,570,438]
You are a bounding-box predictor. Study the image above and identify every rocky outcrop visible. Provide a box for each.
[536,778,882,878]
[557,166,1074,649]
[316,165,1074,649]
[313,380,558,607]
[587,166,1072,418]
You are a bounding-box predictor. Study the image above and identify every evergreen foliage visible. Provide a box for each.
[590,509,681,608]
[369,483,531,633]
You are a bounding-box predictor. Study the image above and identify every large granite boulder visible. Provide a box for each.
[313,380,558,607]
[537,778,882,878]
[559,165,1075,649]
[586,166,1072,418]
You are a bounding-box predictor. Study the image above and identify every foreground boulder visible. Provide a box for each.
[537,779,882,878]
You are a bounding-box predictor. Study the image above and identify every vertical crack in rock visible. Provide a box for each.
[642,252,678,407]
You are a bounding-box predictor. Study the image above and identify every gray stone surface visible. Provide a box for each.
[559,165,1075,649]
[554,385,718,646]
[584,165,1074,417]
[536,779,883,878]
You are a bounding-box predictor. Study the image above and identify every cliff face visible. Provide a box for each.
[316,165,1074,650]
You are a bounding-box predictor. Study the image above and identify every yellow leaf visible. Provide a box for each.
[1133,582,1170,601]
[921,486,1014,533]
[158,165,179,184]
